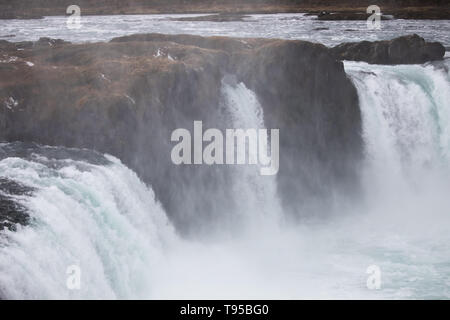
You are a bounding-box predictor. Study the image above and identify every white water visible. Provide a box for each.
[1,61,450,299]
[0,153,177,299]
[345,59,450,208]
[1,14,449,48]
[343,59,450,298]
[220,78,282,228]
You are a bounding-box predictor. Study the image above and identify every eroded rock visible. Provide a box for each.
[0,33,381,233]
[331,34,445,65]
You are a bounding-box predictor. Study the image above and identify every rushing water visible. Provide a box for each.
[220,77,282,227]
[0,144,177,299]
[344,59,450,299]
[1,13,449,48]
[0,14,449,299]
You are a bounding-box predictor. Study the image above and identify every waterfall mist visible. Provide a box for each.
[1,58,449,298]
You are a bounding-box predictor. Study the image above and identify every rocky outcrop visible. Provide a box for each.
[0,10,43,19]
[169,13,250,22]
[317,11,393,21]
[0,33,364,234]
[1,33,446,233]
[315,8,449,20]
[330,34,446,65]
[231,39,362,216]
[0,178,33,231]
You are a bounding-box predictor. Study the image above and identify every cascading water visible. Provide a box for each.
[345,59,450,185]
[0,144,177,299]
[1,59,450,299]
[220,77,282,228]
[343,59,450,298]
[345,59,450,210]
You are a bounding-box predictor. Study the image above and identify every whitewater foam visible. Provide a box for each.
[0,151,176,299]
[1,60,449,299]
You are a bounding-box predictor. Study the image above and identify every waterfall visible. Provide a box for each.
[0,144,177,299]
[345,59,450,197]
[0,79,284,299]
[344,60,450,265]
[220,76,282,228]
[1,60,449,299]
[0,80,284,299]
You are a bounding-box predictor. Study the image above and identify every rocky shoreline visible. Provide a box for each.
[331,34,445,64]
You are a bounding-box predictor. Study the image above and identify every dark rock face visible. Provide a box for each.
[0,11,43,19]
[232,40,362,215]
[1,33,445,234]
[0,178,33,231]
[330,34,446,65]
[0,34,364,234]
[169,13,250,22]
[317,12,392,21]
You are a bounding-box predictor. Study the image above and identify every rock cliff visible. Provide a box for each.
[1,34,438,234]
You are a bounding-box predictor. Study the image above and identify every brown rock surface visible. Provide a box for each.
[0,33,365,233]
[330,34,445,64]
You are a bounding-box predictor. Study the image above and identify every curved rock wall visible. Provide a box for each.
[1,34,365,234]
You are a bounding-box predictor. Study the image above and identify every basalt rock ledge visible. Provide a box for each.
[0,34,443,234]
[331,34,445,65]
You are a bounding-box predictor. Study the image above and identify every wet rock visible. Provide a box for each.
[0,33,375,232]
[2,33,442,232]
[317,11,391,21]
[0,11,43,19]
[169,13,250,22]
[313,27,329,31]
[331,34,445,64]
[393,9,450,20]
[33,37,70,48]
[0,178,33,231]
[232,40,362,215]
